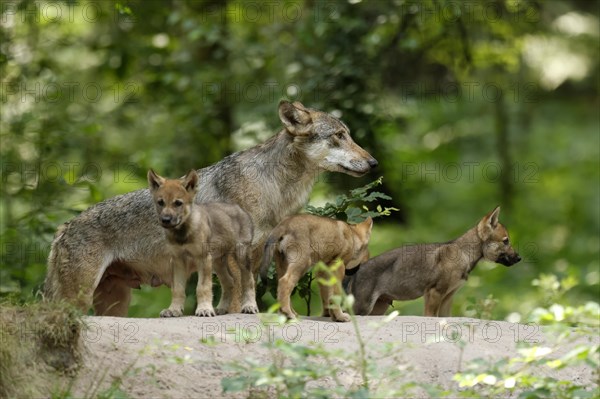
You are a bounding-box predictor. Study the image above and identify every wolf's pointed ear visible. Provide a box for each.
[477,206,500,239]
[147,169,165,192]
[363,216,374,231]
[182,170,199,193]
[357,216,373,237]
[278,100,312,136]
[488,206,501,228]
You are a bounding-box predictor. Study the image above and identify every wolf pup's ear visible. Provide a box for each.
[356,216,373,239]
[182,169,199,193]
[278,100,312,136]
[488,206,500,228]
[147,169,165,191]
[477,206,501,240]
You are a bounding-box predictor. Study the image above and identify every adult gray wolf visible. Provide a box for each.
[44,100,378,316]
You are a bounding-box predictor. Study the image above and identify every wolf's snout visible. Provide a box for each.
[497,252,521,267]
[368,158,378,168]
[161,215,173,226]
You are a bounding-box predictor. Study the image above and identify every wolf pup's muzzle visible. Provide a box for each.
[496,253,521,267]
[160,215,180,228]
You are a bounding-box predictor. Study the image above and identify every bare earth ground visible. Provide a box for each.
[61,315,598,398]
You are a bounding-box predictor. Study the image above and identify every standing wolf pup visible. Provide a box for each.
[148,169,257,316]
[261,215,373,322]
[347,207,521,317]
[44,101,377,316]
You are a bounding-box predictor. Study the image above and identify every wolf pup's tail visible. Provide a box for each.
[259,232,279,283]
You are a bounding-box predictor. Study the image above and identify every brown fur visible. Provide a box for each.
[347,207,521,317]
[261,215,372,322]
[148,169,257,317]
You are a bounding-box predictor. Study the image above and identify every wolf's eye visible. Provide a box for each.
[336,131,345,140]
[503,238,509,245]
[157,199,165,207]
[174,199,183,207]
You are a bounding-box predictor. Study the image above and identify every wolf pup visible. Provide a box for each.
[44,101,377,316]
[261,215,373,322]
[148,169,257,317]
[348,206,521,317]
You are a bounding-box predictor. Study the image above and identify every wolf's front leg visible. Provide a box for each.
[214,256,234,315]
[424,287,442,317]
[160,258,187,317]
[325,264,351,322]
[438,288,458,317]
[195,253,216,317]
[239,244,258,314]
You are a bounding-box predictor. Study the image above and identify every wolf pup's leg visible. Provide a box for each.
[319,264,351,322]
[214,255,235,315]
[424,287,443,317]
[160,258,188,317]
[318,283,331,317]
[350,281,380,316]
[238,243,258,314]
[438,288,458,317]
[369,298,392,316]
[277,260,309,319]
[195,253,216,317]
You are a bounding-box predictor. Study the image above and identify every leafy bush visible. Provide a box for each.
[305,176,398,223]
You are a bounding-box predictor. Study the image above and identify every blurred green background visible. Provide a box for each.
[1,0,598,320]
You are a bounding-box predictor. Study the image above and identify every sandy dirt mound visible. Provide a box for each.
[59,315,597,398]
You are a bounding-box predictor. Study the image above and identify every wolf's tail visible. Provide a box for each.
[259,231,279,282]
[43,223,69,301]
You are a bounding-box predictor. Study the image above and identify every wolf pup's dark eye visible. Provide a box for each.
[174,199,183,207]
[336,131,345,140]
[503,238,509,245]
[157,199,165,207]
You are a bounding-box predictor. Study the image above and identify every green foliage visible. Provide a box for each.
[454,275,599,398]
[223,273,599,398]
[305,176,398,223]
[532,274,579,307]
[454,303,600,398]
[464,294,499,320]
[222,339,352,398]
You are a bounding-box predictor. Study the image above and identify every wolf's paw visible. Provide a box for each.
[215,307,229,315]
[333,312,351,322]
[280,309,298,320]
[195,307,216,317]
[241,305,259,314]
[160,308,183,318]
